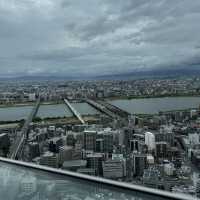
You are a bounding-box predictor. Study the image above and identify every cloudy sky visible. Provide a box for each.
[0,0,200,78]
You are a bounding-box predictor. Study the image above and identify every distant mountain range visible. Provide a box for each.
[94,68,200,80]
[0,68,200,81]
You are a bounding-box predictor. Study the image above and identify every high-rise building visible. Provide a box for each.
[84,130,97,151]
[86,153,104,176]
[156,142,168,159]
[97,131,113,153]
[145,132,155,151]
[155,127,174,146]
[123,128,134,147]
[103,132,113,153]
[96,138,104,152]
[133,154,147,177]
[130,139,140,152]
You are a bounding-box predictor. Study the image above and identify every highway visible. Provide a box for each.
[9,98,40,160]
[97,100,130,118]
[84,98,118,119]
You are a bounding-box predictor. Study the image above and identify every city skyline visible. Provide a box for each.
[1,76,200,198]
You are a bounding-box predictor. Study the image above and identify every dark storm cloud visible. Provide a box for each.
[0,0,200,77]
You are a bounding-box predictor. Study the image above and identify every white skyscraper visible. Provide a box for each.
[145,132,155,151]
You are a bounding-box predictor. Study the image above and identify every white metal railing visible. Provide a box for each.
[0,157,197,200]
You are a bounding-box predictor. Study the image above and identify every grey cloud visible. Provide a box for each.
[0,0,200,77]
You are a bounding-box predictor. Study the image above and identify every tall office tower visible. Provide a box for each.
[97,131,114,153]
[156,142,168,159]
[86,153,104,176]
[156,126,175,146]
[145,132,155,151]
[96,138,104,152]
[84,130,97,151]
[40,152,58,168]
[58,146,73,166]
[119,128,134,152]
[133,154,147,177]
[130,139,139,152]
[155,132,174,146]
[102,132,113,153]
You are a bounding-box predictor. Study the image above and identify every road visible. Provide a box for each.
[8,98,40,160]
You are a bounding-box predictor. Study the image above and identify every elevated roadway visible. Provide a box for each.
[9,98,40,160]
[97,100,130,118]
[84,99,118,119]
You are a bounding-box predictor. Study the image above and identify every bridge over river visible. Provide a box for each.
[8,98,40,160]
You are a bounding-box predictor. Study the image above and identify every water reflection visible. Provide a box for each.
[36,104,73,118]
[110,97,200,114]
[0,106,33,121]
[0,162,168,200]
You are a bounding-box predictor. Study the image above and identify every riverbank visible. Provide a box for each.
[0,101,63,108]
[0,103,35,108]
[135,107,198,118]
[105,94,200,101]
[32,114,100,125]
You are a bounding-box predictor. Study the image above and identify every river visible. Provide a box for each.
[1,97,200,121]
[109,96,200,114]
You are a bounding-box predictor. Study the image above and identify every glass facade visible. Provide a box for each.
[0,161,196,200]
[0,161,183,200]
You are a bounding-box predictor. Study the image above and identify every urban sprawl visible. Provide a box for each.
[1,77,200,198]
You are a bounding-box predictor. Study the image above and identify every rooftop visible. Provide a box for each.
[62,160,87,168]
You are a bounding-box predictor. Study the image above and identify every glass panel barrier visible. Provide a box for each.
[0,158,197,200]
